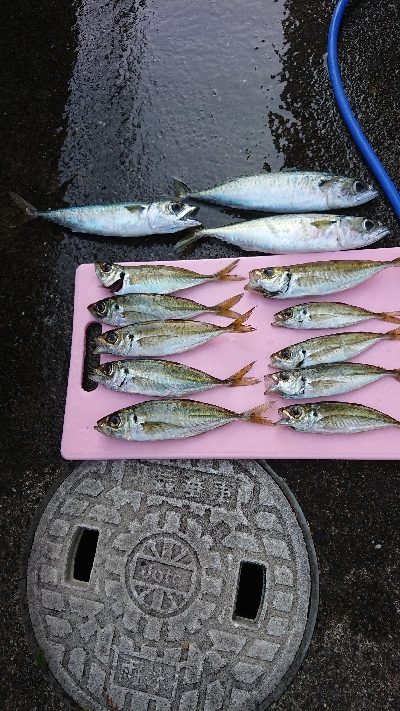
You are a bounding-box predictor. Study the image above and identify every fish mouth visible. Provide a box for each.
[107,276,124,293]
[244,282,264,293]
[275,408,292,425]
[264,375,280,395]
[372,226,390,240]
[177,205,200,221]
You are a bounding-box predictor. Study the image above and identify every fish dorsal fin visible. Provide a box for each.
[173,178,191,197]
[125,204,146,214]
[311,218,338,229]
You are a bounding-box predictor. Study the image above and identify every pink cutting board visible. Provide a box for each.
[61,248,400,460]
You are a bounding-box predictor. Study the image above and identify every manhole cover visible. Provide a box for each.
[23,459,318,710]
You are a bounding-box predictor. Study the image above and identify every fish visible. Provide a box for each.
[265,362,400,399]
[275,401,400,434]
[94,399,274,441]
[272,302,400,329]
[92,309,255,357]
[88,292,243,326]
[9,192,201,237]
[270,327,400,369]
[90,359,260,396]
[175,214,388,253]
[173,170,378,212]
[95,259,244,295]
[245,257,400,299]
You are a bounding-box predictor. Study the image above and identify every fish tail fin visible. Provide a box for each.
[9,192,37,226]
[215,259,244,282]
[212,293,243,318]
[391,257,400,266]
[225,361,260,387]
[390,369,400,382]
[241,401,275,425]
[387,326,400,340]
[378,310,400,324]
[173,178,191,198]
[175,229,203,252]
[226,307,256,333]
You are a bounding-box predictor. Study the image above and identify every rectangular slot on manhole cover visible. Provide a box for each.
[233,561,265,621]
[67,527,99,585]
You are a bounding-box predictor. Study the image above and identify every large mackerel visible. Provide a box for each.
[174,170,378,212]
[10,193,201,237]
[175,214,388,252]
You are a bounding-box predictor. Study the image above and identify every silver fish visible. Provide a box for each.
[265,362,400,399]
[10,193,201,237]
[270,327,400,369]
[90,359,259,396]
[276,401,400,434]
[174,170,378,212]
[95,399,274,441]
[88,292,243,326]
[175,214,388,253]
[95,259,244,295]
[273,302,400,329]
[245,257,400,299]
[93,309,255,357]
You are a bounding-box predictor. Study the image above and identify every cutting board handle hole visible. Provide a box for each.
[82,322,102,391]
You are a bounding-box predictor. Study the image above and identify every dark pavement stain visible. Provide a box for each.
[1,0,400,709]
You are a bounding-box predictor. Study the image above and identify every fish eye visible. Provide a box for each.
[96,300,106,314]
[283,308,293,318]
[169,202,182,214]
[105,331,118,343]
[264,267,275,277]
[100,263,113,273]
[363,219,375,232]
[108,414,121,427]
[278,372,290,381]
[280,348,291,359]
[102,362,113,376]
[353,180,368,194]
[290,406,302,418]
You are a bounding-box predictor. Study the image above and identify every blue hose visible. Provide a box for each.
[327,0,400,220]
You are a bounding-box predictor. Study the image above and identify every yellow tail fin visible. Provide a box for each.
[241,401,275,425]
[225,361,260,387]
[215,259,244,281]
[212,293,243,319]
[226,307,256,334]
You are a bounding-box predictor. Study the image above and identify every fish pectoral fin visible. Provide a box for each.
[310,218,337,229]
[125,204,146,214]
[318,176,337,188]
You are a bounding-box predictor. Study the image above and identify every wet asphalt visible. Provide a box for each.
[1,0,400,709]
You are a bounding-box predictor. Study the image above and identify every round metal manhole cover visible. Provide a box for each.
[24,459,318,711]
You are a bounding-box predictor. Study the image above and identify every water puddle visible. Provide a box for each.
[59,0,295,212]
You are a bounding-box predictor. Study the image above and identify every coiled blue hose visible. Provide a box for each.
[327,0,400,220]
